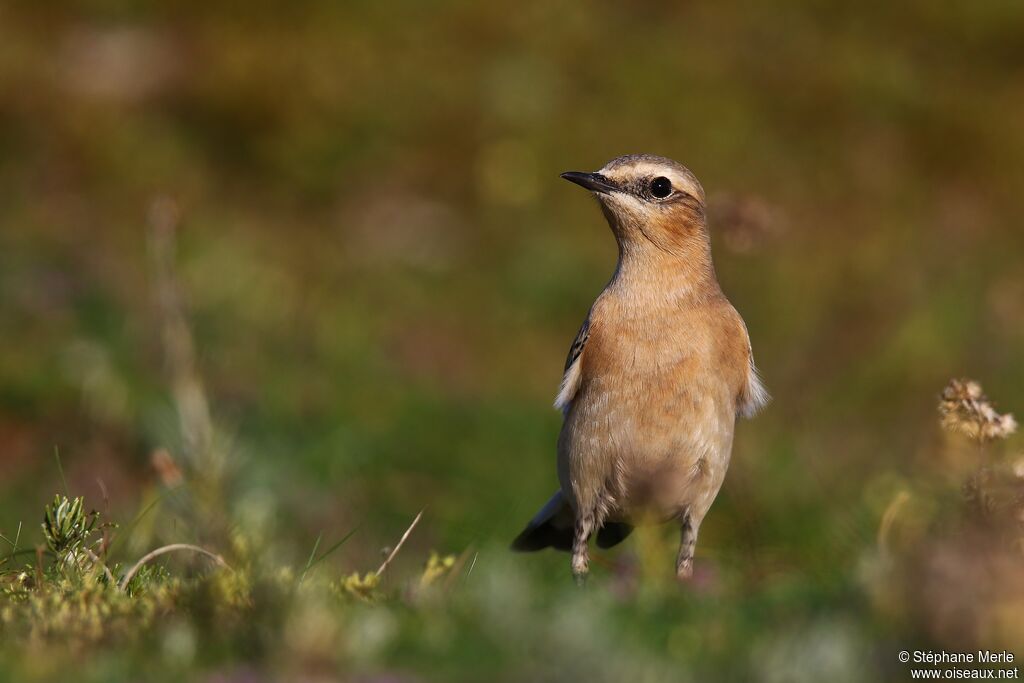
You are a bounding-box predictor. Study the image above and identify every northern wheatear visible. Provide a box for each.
[512,154,768,582]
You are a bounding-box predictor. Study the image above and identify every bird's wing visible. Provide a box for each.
[554,317,590,414]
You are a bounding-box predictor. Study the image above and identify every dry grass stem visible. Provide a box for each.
[82,548,117,586]
[119,543,230,591]
[147,197,217,474]
[376,510,424,577]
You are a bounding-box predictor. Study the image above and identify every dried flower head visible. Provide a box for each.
[939,379,1017,443]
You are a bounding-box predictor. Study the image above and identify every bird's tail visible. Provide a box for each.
[511,491,574,552]
[511,491,633,552]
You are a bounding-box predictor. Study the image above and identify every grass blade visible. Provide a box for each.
[54,447,69,497]
[299,526,360,583]
[298,532,323,584]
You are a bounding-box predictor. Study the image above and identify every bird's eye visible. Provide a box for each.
[650,176,672,199]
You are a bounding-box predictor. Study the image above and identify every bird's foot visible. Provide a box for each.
[675,556,693,582]
[571,554,589,587]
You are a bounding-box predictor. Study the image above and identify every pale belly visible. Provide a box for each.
[557,373,736,524]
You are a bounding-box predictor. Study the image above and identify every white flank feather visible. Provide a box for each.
[740,360,770,418]
[554,358,583,414]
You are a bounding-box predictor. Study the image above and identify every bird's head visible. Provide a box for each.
[561,154,707,255]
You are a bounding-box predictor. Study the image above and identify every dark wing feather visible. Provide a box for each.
[564,318,590,372]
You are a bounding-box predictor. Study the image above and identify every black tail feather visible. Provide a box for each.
[512,520,633,552]
[595,522,634,549]
[510,520,573,552]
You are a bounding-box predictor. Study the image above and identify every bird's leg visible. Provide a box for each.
[676,511,698,580]
[571,514,594,586]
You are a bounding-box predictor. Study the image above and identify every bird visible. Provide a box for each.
[511,154,768,583]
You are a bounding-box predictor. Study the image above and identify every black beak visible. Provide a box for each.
[560,171,619,194]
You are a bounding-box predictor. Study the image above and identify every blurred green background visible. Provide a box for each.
[1,1,1023,680]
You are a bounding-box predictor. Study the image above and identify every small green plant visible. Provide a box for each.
[41,495,100,569]
[419,551,457,588]
[337,571,381,601]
